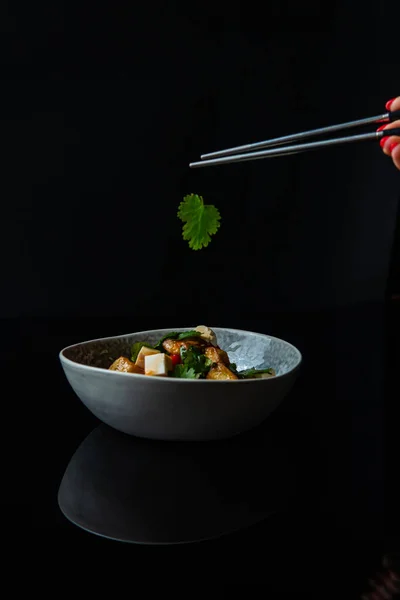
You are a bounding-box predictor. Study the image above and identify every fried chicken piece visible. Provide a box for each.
[204,345,230,366]
[206,363,238,380]
[109,356,144,374]
[162,338,207,355]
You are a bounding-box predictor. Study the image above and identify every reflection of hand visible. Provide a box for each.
[380,97,400,171]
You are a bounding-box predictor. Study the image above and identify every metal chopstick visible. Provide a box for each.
[189,128,400,169]
[200,111,399,160]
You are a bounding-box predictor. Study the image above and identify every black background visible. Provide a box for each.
[2,0,399,323]
[3,1,400,585]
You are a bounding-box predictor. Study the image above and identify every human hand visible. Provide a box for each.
[379,97,400,170]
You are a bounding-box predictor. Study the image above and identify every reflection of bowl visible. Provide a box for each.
[58,423,296,544]
[59,327,302,441]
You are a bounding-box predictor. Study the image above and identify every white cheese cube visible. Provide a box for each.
[135,346,160,369]
[144,353,173,376]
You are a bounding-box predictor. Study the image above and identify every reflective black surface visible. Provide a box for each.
[58,421,297,544]
[7,302,400,590]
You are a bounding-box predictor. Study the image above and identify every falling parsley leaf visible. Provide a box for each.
[177,194,221,250]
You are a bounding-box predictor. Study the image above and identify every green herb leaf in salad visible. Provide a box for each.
[154,330,202,351]
[180,345,213,373]
[238,367,276,379]
[172,345,213,379]
[177,194,221,250]
[228,362,239,376]
[177,330,203,341]
[131,341,155,363]
[172,365,197,379]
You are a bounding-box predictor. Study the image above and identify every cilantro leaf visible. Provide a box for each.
[154,332,180,351]
[154,330,202,351]
[238,367,276,379]
[179,345,213,377]
[172,365,197,379]
[131,341,155,362]
[177,331,202,341]
[229,362,239,376]
[177,194,221,250]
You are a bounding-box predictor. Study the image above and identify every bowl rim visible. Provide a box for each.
[59,326,302,384]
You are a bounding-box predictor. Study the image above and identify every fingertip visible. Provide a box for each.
[392,143,400,171]
[381,137,392,156]
[387,96,400,111]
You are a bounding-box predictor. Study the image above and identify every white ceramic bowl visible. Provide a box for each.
[59,327,302,441]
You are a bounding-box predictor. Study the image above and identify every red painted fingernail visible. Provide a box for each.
[377,125,387,131]
[389,141,399,153]
[386,98,396,110]
[380,137,388,149]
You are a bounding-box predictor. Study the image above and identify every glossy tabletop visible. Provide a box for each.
[7,302,400,592]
